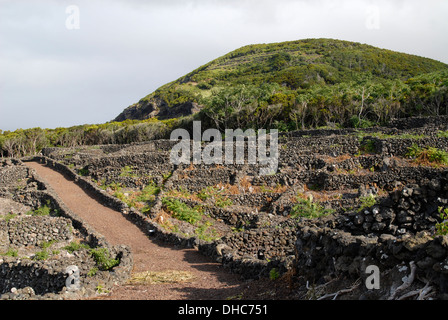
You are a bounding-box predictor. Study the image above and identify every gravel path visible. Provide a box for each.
[25,161,248,300]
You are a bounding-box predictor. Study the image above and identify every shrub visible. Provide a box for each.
[269,268,280,280]
[350,115,375,129]
[197,186,233,208]
[290,195,333,219]
[406,144,448,166]
[1,248,18,257]
[162,197,203,225]
[359,194,377,211]
[119,165,135,177]
[359,139,376,154]
[64,241,90,253]
[436,207,448,236]
[90,248,119,271]
[26,204,51,217]
[78,166,89,176]
[33,250,49,261]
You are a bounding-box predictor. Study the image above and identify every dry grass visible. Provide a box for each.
[127,270,195,285]
[320,154,352,164]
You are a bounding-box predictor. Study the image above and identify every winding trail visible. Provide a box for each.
[25,161,245,300]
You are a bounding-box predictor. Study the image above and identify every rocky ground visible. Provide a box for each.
[1,116,448,300]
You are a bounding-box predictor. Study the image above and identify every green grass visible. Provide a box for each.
[64,241,91,253]
[197,186,233,208]
[24,200,59,217]
[161,197,220,241]
[1,248,18,257]
[2,213,17,221]
[436,207,448,236]
[64,242,119,271]
[406,144,448,166]
[90,248,120,271]
[119,165,136,177]
[359,194,377,211]
[290,195,334,219]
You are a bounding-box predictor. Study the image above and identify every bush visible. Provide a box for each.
[162,197,203,225]
[197,186,233,208]
[359,194,377,211]
[290,195,333,219]
[406,144,448,166]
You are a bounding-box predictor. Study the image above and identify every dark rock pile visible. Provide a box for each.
[0,160,133,300]
[11,115,448,299]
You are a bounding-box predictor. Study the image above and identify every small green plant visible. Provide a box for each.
[87,267,98,277]
[406,144,448,166]
[26,200,53,217]
[64,241,91,253]
[1,247,18,257]
[269,268,280,280]
[40,240,56,250]
[197,186,217,201]
[32,240,57,261]
[194,221,219,241]
[197,186,233,208]
[359,139,376,154]
[90,248,120,271]
[162,197,203,225]
[436,207,448,236]
[437,130,448,138]
[95,283,109,294]
[135,183,160,202]
[108,181,122,192]
[162,171,173,181]
[290,195,333,219]
[2,213,17,221]
[119,165,136,177]
[78,166,89,176]
[33,250,49,260]
[359,194,377,211]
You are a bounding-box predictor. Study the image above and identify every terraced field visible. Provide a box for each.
[36,116,448,298]
[2,116,448,299]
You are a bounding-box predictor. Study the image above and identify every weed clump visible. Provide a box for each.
[290,194,334,219]
[406,144,448,166]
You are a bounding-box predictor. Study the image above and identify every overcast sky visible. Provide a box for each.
[1,0,447,131]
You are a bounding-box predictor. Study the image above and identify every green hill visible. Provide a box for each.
[114,38,448,130]
[2,39,448,158]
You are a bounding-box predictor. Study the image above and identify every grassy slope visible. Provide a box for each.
[134,38,448,111]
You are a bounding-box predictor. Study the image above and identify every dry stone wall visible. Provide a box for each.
[20,116,448,298]
[0,159,133,300]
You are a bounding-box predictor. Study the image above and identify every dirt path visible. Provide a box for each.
[25,161,247,300]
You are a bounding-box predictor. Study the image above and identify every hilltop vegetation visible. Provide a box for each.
[1,38,448,157]
[116,38,448,130]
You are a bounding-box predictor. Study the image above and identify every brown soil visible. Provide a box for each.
[25,161,293,300]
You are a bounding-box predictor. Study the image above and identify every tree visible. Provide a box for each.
[290,93,310,130]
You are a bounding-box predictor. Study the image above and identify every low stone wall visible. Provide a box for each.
[294,176,448,298]
[0,159,133,299]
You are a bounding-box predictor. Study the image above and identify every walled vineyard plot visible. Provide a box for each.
[8,115,448,299]
[0,159,132,300]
